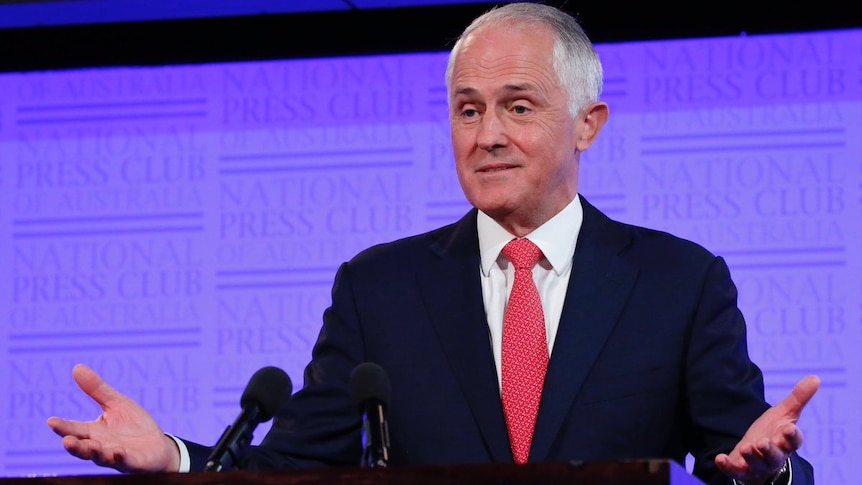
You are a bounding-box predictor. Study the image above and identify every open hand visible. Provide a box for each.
[46,364,180,473]
[715,375,820,484]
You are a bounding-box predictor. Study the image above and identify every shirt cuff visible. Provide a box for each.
[166,434,191,473]
[732,459,791,485]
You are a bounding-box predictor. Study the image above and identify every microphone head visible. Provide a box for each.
[349,362,391,412]
[240,366,292,422]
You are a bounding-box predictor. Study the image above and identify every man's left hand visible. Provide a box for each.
[715,375,820,484]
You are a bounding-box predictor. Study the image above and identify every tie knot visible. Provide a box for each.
[502,238,543,270]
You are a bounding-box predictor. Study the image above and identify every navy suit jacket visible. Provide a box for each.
[187,197,814,485]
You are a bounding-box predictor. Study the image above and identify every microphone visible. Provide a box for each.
[205,366,292,472]
[350,362,391,468]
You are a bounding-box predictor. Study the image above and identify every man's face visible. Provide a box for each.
[448,24,581,235]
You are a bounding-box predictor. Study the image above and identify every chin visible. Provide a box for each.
[476,203,515,220]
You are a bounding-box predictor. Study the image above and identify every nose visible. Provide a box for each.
[476,110,507,152]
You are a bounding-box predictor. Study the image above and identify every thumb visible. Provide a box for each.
[72,364,124,410]
[782,375,820,418]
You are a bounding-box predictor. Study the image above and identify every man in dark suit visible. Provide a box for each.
[48,3,819,484]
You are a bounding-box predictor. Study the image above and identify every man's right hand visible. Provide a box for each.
[46,364,181,474]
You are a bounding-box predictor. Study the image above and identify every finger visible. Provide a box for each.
[714,454,732,474]
[63,436,125,469]
[754,439,786,467]
[778,423,804,451]
[714,453,734,471]
[46,416,91,439]
[89,443,128,470]
[61,435,99,461]
[739,443,762,462]
[72,364,125,409]
[717,441,754,471]
[742,439,786,476]
[715,452,747,480]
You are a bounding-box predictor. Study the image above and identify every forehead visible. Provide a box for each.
[451,24,558,94]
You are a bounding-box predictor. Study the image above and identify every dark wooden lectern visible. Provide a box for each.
[1,459,705,485]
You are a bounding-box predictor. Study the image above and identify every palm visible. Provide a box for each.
[715,375,820,483]
[47,364,175,473]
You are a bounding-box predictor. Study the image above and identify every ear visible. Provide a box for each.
[574,101,609,152]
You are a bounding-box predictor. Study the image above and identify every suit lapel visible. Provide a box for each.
[529,197,639,461]
[417,210,513,462]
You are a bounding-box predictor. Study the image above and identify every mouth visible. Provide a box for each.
[478,164,516,173]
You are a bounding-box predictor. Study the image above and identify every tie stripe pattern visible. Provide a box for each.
[500,238,548,464]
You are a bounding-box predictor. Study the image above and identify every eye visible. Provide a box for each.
[458,105,482,123]
[511,104,531,115]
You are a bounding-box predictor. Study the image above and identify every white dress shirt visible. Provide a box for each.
[476,195,583,388]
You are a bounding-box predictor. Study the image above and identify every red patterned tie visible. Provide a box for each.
[501,238,548,464]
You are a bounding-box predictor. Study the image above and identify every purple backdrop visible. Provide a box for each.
[1,28,859,483]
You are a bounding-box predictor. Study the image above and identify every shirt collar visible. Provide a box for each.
[477,194,583,276]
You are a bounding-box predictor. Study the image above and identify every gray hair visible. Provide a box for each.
[445,2,603,117]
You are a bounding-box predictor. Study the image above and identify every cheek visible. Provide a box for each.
[451,132,479,168]
[534,117,575,144]
[451,128,467,145]
[519,129,568,163]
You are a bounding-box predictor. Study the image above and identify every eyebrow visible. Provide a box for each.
[452,82,537,99]
[453,86,479,98]
[501,82,536,94]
